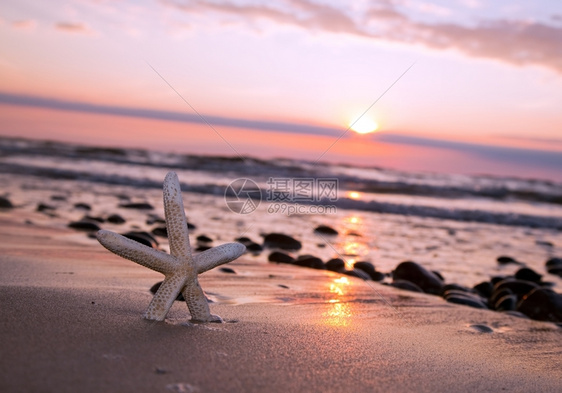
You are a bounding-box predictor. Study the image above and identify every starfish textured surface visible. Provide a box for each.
[96,171,246,322]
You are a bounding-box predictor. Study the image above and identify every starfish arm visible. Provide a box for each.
[96,230,177,275]
[163,172,192,260]
[194,243,246,274]
[144,274,186,321]
[182,278,220,322]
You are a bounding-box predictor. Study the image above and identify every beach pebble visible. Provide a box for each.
[446,295,488,309]
[345,269,370,280]
[502,310,529,319]
[68,220,101,231]
[196,234,213,243]
[494,294,517,311]
[517,288,562,322]
[107,214,126,224]
[50,195,67,201]
[219,267,236,274]
[268,251,295,264]
[545,257,562,277]
[494,279,538,300]
[74,202,92,211]
[390,280,424,293]
[122,231,159,248]
[325,258,345,272]
[146,215,166,225]
[151,226,168,237]
[83,215,105,223]
[468,324,493,333]
[393,261,444,295]
[514,267,542,283]
[473,281,494,298]
[187,222,196,230]
[0,196,14,208]
[262,233,302,250]
[36,203,56,212]
[490,288,513,309]
[294,255,324,269]
[432,270,445,281]
[245,242,263,253]
[441,283,470,295]
[195,245,211,252]
[496,255,522,265]
[119,202,154,210]
[313,225,338,236]
[150,281,184,301]
[354,261,383,281]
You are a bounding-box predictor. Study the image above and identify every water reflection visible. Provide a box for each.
[324,277,353,327]
[338,215,371,269]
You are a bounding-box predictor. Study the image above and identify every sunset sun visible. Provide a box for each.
[349,117,378,134]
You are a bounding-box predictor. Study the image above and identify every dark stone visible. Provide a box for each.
[278,284,289,289]
[347,232,361,237]
[393,261,444,295]
[107,214,126,224]
[187,222,196,230]
[146,215,165,225]
[325,258,345,272]
[196,234,213,243]
[68,220,101,232]
[490,288,513,309]
[294,255,324,269]
[235,237,253,245]
[517,288,562,322]
[0,196,13,209]
[119,202,154,210]
[432,270,445,281]
[74,203,92,211]
[313,225,338,236]
[446,295,488,309]
[493,279,539,300]
[345,269,370,280]
[545,258,562,277]
[317,244,326,248]
[442,289,477,300]
[496,255,522,265]
[390,280,424,293]
[491,276,509,285]
[151,226,168,237]
[122,231,159,249]
[268,251,295,264]
[245,242,263,252]
[262,233,302,250]
[219,267,236,274]
[354,261,383,281]
[195,245,211,252]
[473,281,494,298]
[514,267,542,283]
[83,215,105,223]
[150,281,184,301]
[495,294,517,311]
[36,203,56,212]
[441,283,469,295]
[536,240,554,247]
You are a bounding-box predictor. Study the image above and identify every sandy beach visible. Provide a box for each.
[1,214,561,393]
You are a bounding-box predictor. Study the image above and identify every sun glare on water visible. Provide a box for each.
[349,117,378,134]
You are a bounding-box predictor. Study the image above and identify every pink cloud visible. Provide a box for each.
[163,0,562,74]
[54,22,91,34]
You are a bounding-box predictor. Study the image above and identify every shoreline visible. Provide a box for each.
[1,216,561,392]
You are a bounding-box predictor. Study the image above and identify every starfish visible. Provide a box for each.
[96,171,246,322]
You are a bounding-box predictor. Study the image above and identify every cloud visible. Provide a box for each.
[0,92,342,137]
[11,20,37,31]
[54,22,91,34]
[162,0,562,74]
[373,133,562,170]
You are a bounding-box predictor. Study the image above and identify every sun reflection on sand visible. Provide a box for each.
[324,277,353,327]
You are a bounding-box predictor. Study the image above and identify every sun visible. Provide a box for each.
[349,116,378,134]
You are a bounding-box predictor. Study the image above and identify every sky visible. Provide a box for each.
[1,0,562,180]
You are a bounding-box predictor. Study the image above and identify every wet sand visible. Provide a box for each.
[0,216,561,392]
